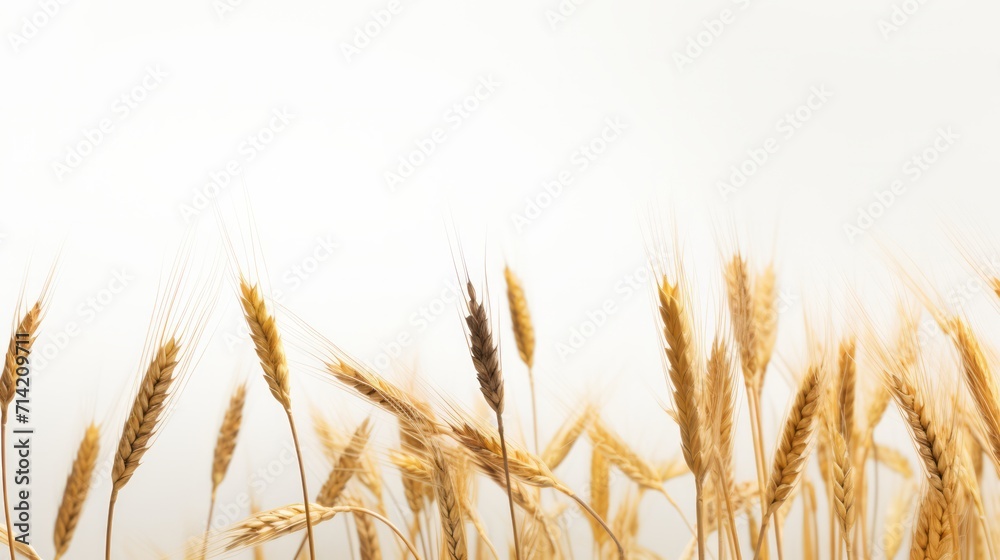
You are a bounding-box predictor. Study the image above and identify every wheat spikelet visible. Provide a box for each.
[53,423,100,560]
[504,266,535,369]
[346,496,383,560]
[112,338,181,492]
[707,338,737,492]
[754,362,824,560]
[541,405,591,470]
[212,383,247,493]
[431,443,469,560]
[873,445,913,479]
[239,280,292,410]
[838,338,857,448]
[947,318,1000,473]
[359,451,386,514]
[657,276,704,479]
[753,264,778,377]
[828,421,856,558]
[312,408,347,463]
[885,374,947,496]
[327,360,439,434]
[451,421,562,490]
[317,418,371,506]
[0,302,41,411]
[465,281,504,414]
[880,488,913,560]
[587,416,662,491]
[724,256,758,387]
[590,447,610,545]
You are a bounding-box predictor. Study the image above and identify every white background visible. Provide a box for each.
[2,0,1000,558]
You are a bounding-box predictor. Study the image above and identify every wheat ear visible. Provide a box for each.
[707,338,742,560]
[463,280,519,560]
[346,495,383,560]
[215,503,420,559]
[754,364,824,560]
[53,423,100,560]
[203,383,247,558]
[107,338,180,560]
[504,266,539,453]
[590,447,610,545]
[948,318,1000,474]
[239,278,316,560]
[0,302,41,560]
[658,276,707,559]
[541,405,591,470]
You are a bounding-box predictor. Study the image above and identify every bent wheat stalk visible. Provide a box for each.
[239,278,316,560]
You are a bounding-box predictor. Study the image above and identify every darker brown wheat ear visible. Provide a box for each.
[238,277,316,560]
[462,279,520,560]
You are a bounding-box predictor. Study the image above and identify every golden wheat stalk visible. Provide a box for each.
[326,360,440,435]
[707,338,742,560]
[239,278,316,560]
[590,447,610,545]
[53,423,99,560]
[947,318,1000,474]
[107,338,181,560]
[503,266,539,454]
[754,364,824,560]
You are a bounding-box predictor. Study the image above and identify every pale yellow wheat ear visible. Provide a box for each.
[53,423,100,560]
[202,382,247,559]
[706,336,742,560]
[754,262,779,377]
[589,447,610,545]
[724,254,758,388]
[345,495,383,560]
[945,317,1000,474]
[540,404,592,470]
[211,382,247,493]
[754,361,825,560]
[503,265,539,453]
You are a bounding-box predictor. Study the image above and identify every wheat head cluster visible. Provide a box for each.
[6,234,1000,560]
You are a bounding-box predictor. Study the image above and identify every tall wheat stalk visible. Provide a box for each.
[503,266,538,453]
[239,278,316,560]
[462,279,520,560]
[657,275,707,560]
